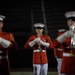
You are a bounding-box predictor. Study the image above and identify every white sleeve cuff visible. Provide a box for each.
[29,41,35,47]
[0,38,11,48]
[40,40,50,47]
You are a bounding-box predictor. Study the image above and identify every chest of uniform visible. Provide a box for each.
[0,33,10,40]
[64,38,71,46]
[40,36,47,42]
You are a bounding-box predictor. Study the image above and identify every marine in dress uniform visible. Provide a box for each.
[54,11,75,75]
[0,15,17,75]
[54,29,66,75]
[24,23,54,75]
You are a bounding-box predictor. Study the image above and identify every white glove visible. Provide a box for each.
[29,37,40,47]
[34,37,40,43]
[70,23,75,32]
[57,30,74,43]
[40,40,50,47]
[64,30,74,37]
[0,37,11,48]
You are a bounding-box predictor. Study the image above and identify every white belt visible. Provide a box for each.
[63,53,75,57]
[0,55,8,59]
[33,50,46,52]
[57,48,63,51]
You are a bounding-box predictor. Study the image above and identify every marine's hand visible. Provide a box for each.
[34,37,41,43]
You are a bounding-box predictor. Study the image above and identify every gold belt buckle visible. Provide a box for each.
[40,49,42,52]
[70,53,75,56]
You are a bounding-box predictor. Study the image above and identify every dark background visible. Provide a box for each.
[0,0,75,69]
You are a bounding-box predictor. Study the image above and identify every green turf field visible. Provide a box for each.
[11,72,58,75]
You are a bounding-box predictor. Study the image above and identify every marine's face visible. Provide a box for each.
[36,28,43,35]
[67,19,73,28]
[0,21,3,28]
[67,19,75,32]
